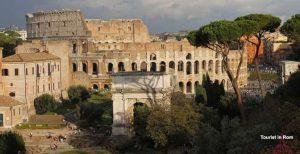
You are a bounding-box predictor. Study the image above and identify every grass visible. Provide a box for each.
[249,72,280,82]
[15,123,65,129]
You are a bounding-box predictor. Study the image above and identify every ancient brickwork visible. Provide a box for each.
[26,10,90,40]
[85,19,150,43]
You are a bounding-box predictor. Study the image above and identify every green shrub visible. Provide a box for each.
[34,94,57,114]
[0,131,25,153]
[68,85,90,104]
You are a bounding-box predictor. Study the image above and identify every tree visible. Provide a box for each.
[187,20,253,121]
[68,85,90,104]
[280,14,300,59]
[195,85,207,104]
[0,31,22,57]
[0,131,26,153]
[235,14,281,96]
[34,94,57,114]
[133,103,150,138]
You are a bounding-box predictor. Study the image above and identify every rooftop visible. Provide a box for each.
[0,96,23,107]
[3,52,60,62]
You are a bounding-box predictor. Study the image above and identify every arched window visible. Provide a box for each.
[160,61,166,72]
[141,62,147,72]
[169,61,175,70]
[118,62,125,72]
[36,64,40,77]
[82,63,87,73]
[9,92,15,97]
[131,62,137,71]
[72,63,77,72]
[92,63,98,75]
[202,60,206,71]
[194,61,199,74]
[72,43,77,54]
[150,53,157,60]
[92,84,99,91]
[179,82,184,92]
[208,60,213,72]
[48,63,51,75]
[186,62,192,75]
[108,63,114,73]
[186,53,192,60]
[215,60,220,74]
[178,61,184,71]
[104,84,110,91]
[186,81,192,93]
[150,62,156,72]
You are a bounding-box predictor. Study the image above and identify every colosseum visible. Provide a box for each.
[13,9,247,103]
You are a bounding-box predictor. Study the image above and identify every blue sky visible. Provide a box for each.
[0,0,299,33]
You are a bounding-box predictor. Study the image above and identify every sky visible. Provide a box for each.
[0,0,299,33]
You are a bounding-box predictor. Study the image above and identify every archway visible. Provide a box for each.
[186,62,192,75]
[72,63,77,72]
[92,84,99,91]
[118,62,125,72]
[202,60,206,71]
[141,62,147,72]
[186,81,192,93]
[104,84,110,91]
[131,62,137,71]
[169,61,175,71]
[208,60,213,72]
[108,63,114,73]
[150,53,157,60]
[82,63,87,73]
[186,53,192,60]
[150,62,156,72]
[160,61,166,72]
[178,61,184,72]
[92,63,98,75]
[194,61,199,74]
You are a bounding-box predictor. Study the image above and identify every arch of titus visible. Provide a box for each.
[0,10,247,126]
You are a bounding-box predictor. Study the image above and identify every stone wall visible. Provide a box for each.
[85,19,150,43]
[26,10,90,40]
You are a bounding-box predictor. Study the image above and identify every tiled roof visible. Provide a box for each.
[3,52,60,62]
[0,96,23,107]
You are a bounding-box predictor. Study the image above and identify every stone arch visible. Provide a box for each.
[178,61,184,72]
[141,62,147,72]
[118,62,125,72]
[186,61,192,75]
[202,60,206,71]
[160,61,166,72]
[131,62,137,71]
[92,63,98,75]
[72,63,77,72]
[186,53,192,60]
[169,61,175,70]
[104,84,110,91]
[208,60,213,72]
[108,63,114,73]
[194,61,199,74]
[92,84,99,91]
[221,79,225,85]
[179,82,184,92]
[186,81,192,93]
[150,62,157,72]
[215,60,220,74]
[150,53,157,60]
[82,63,87,73]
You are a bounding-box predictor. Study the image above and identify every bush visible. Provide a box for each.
[0,131,25,153]
[34,94,57,114]
[68,85,90,104]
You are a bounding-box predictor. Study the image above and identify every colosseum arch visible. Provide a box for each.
[118,62,125,72]
[131,62,137,71]
[108,63,114,73]
[92,63,98,75]
[186,81,192,93]
[93,84,99,91]
[186,61,192,75]
[169,61,175,70]
[215,60,220,74]
[194,61,199,74]
[160,61,166,72]
[202,60,206,71]
[150,62,157,72]
[178,61,184,72]
[141,62,147,72]
[208,60,214,72]
[186,53,192,60]
[150,53,157,60]
[72,63,77,72]
[82,63,87,73]
[179,82,184,92]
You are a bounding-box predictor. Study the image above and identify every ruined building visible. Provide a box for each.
[0,10,248,118]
